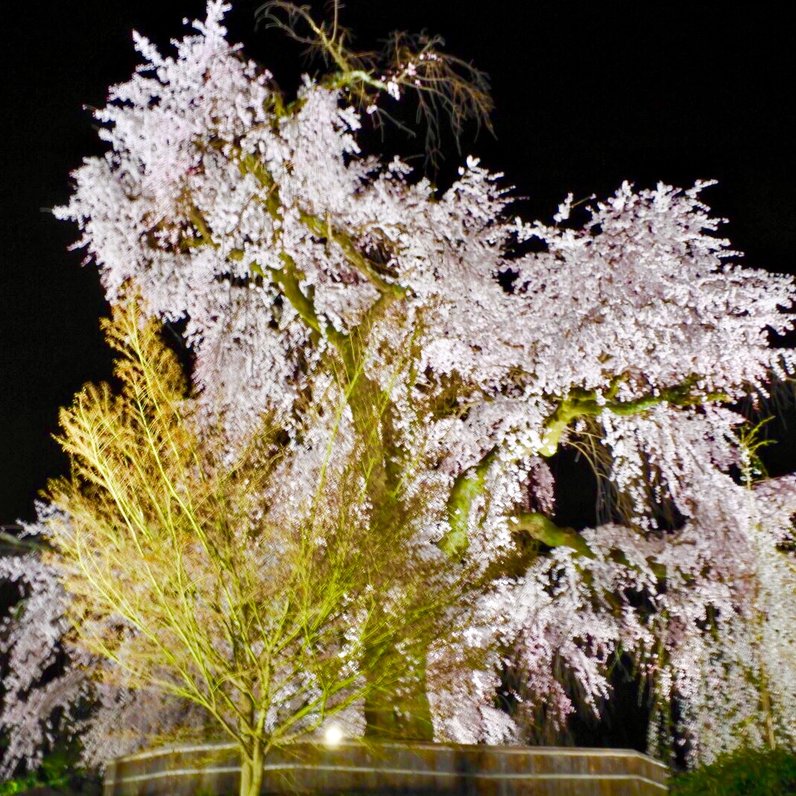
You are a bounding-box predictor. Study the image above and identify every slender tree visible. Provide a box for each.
[35,300,463,796]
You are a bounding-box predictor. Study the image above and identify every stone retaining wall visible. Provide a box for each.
[104,740,669,795]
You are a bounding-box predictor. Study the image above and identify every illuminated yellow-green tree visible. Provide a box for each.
[43,301,464,796]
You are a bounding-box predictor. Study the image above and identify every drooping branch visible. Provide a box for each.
[257,0,493,163]
[443,377,732,557]
[537,379,729,457]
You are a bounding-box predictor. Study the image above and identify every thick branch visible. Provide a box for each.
[443,377,730,556]
[510,512,595,559]
[441,447,496,558]
[537,378,726,457]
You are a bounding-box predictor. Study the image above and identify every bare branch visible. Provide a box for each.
[257,0,493,165]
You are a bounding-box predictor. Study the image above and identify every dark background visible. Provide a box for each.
[1,1,794,525]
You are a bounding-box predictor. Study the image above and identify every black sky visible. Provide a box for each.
[1,1,794,523]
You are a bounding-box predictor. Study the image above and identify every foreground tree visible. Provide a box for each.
[27,300,462,796]
[3,0,796,777]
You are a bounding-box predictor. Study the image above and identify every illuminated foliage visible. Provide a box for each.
[35,301,462,795]
[2,0,796,781]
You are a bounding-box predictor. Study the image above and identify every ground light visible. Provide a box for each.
[323,724,344,747]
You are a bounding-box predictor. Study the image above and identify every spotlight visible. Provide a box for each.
[324,723,344,747]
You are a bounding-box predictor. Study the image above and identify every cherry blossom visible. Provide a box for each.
[3,0,795,773]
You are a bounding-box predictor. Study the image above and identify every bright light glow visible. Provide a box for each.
[324,723,344,747]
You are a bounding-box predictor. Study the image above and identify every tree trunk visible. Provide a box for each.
[343,347,435,742]
[363,651,434,741]
[239,744,264,796]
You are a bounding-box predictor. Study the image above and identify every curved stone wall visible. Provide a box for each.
[103,740,669,795]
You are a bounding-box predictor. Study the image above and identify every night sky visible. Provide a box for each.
[1,1,794,524]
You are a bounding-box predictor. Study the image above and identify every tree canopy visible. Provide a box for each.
[2,0,795,782]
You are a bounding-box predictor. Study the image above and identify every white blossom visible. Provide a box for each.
[3,1,794,772]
